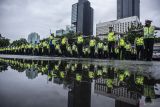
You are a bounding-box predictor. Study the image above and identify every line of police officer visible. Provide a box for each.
[0,20,159,61]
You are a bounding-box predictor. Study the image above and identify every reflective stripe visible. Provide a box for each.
[108,32,115,42]
[144,26,155,38]
[136,37,144,45]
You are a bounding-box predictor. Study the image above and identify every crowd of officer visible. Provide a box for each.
[0,20,160,61]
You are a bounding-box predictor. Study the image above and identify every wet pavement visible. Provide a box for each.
[0,55,160,107]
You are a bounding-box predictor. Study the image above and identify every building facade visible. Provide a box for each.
[96,16,140,40]
[117,0,140,19]
[28,32,40,44]
[56,25,74,36]
[56,29,65,36]
[71,0,93,36]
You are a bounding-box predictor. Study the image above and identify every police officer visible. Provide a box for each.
[49,34,55,56]
[61,36,68,57]
[107,27,116,59]
[77,35,84,57]
[125,41,132,60]
[118,34,126,60]
[103,42,108,58]
[55,42,61,56]
[135,35,144,60]
[97,41,104,59]
[72,42,78,57]
[89,37,96,58]
[143,20,160,61]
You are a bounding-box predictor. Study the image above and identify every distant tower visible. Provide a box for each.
[117,0,140,19]
[71,0,94,36]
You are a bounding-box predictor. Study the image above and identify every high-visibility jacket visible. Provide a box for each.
[76,74,82,82]
[77,36,84,44]
[144,26,155,38]
[106,79,113,88]
[103,45,108,51]
[61,37,67,45]
[108,32,116,42]
[98,42,104,49]
[88,72,94,79]
[52,39,56,46]
[115,47,119,54]
[119,38,125,46]
[125,44,131,51]
[135,37,144,46]
[49,35,53,40]
[89,39,96,47]
[72,45,77,52]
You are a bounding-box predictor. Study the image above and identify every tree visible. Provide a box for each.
[0,34,10,47]
[10,38,28,47]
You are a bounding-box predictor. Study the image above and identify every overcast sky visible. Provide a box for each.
[0,0,160,41]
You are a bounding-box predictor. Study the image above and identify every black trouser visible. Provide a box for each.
[125,51,131,60]
[108,41,115,59]
[72,51,77,57]
[61,44,66,56]
[34,49,39,56]
[103,51,108,58]
[77,44,83,57]
[144,38,154,61]
[98,49,103,59]
[49,45,55,56]
[119,46,125,60]
[39,48,42,56]
[90,46,95,58]
[136,45,144,60]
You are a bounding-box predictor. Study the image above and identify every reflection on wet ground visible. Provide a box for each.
[0,58,160,107]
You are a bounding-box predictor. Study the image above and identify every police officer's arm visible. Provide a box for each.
[155,26,160,30]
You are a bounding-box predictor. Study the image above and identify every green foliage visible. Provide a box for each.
[0,34,10,47]
[10,38,28,47]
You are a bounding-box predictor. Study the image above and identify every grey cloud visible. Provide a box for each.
[0,0,160,40]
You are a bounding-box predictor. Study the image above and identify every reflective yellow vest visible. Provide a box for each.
[119,38,125,46]
[98,42,103,49]
[77,36,84,44]
[89,39,96,47]
[125,44,131,51]
[108,32,115,42]
[136,37,144,46]
[49,35,53,40]
[103,45,108,51]
[61,37,67,45]
[144,26,155,38]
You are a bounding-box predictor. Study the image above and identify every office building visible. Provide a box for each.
[56,25,74,36]
[96,16,140,40]
[56,29,65,36]
[71,0,93,36]
[117,0,140,19]
[28,32,40,44]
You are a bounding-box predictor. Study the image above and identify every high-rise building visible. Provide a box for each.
[117,0,140,19]
[71,0,93,36]
[28,32,40,44]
